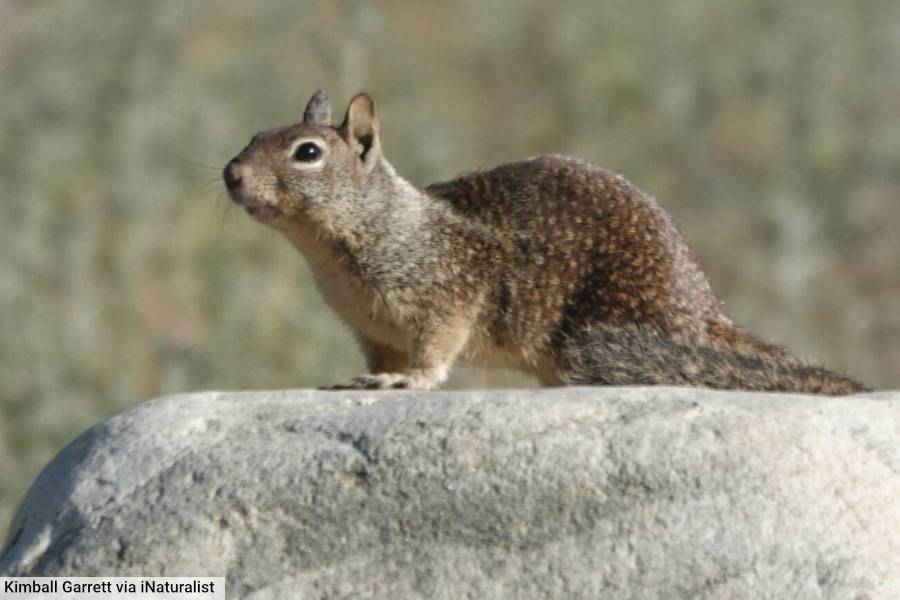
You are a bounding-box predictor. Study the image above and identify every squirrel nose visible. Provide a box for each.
[223,160,243,190]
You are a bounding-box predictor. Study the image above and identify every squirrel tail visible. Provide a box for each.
[559,323,870,396]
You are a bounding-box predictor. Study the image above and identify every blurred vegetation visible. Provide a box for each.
[1,0,899,536]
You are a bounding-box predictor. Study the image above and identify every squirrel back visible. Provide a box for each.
[223,90,868,395]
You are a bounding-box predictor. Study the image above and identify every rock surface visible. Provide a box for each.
[1,387,899,598]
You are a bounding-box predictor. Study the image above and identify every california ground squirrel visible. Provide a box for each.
[223,90,868,395]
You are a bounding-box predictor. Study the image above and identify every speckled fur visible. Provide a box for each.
[223,91,868,395]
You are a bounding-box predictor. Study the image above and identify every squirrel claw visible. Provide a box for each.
[321,373,413,391]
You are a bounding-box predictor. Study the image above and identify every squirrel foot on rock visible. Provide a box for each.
[322,369,441,391]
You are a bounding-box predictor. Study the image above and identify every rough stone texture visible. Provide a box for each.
[1,387,899,599]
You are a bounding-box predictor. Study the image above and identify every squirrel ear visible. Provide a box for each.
[302,90,331,125]
[340,93,381,172]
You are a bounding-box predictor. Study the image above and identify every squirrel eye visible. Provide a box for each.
[293,142,321,162]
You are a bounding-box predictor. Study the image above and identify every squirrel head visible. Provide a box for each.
[223,90,386,230]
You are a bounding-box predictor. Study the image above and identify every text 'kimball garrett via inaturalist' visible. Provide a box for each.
[3,578,216,594]
[223,90,868,395]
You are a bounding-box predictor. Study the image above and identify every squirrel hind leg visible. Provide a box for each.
[557,322,698,387]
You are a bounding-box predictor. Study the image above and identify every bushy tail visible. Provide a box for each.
[560,323,869,396]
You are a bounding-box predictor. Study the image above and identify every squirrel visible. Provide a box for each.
[223,90,868,395]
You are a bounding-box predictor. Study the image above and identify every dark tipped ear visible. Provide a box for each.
[340,93,381,172]
[303,90,331,125]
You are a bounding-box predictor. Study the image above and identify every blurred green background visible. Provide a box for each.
[1,0,899,536]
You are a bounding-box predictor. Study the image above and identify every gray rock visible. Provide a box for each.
[2,387,900,599]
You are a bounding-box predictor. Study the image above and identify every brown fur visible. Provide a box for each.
[223,91,868,395]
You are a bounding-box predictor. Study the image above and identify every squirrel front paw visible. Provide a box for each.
[322,372,417,391]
